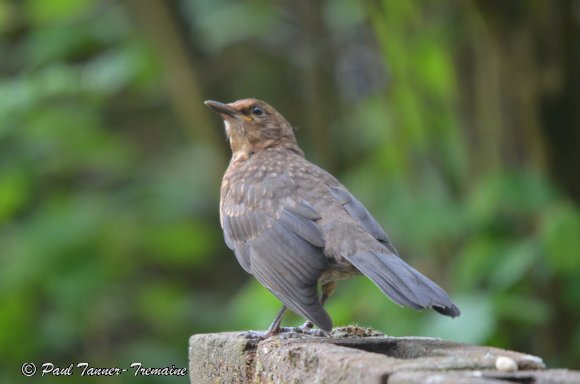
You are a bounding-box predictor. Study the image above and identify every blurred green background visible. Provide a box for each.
[1,0,579,382]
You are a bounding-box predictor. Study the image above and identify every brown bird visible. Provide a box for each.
[206,98,460,337]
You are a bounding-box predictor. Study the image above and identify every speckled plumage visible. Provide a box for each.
[207,98,460,333]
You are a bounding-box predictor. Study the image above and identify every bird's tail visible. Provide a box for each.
[346,250,460,317]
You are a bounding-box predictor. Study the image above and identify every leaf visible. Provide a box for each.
[489,239,538,289]
[541,202,580,275]
[26,0,92,26]
[495,294,550,325]
[0,170,30,221]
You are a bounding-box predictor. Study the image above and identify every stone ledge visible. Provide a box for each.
[188,326,579,383]
[389,369,580,384]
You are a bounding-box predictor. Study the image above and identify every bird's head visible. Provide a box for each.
[205,98,302,161]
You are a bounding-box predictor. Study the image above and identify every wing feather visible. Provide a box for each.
[328,185,396,251]
[348,251,460,317]
[222,198,332,331]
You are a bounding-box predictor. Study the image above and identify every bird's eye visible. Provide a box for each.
[251,106,263,116]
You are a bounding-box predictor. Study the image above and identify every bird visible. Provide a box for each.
[205,98,460,338]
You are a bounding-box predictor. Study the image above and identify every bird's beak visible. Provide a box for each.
[204,100,239,119]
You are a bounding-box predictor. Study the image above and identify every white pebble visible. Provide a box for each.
[495,356,518,372]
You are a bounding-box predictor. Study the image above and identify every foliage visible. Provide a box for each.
[0,0,578,382]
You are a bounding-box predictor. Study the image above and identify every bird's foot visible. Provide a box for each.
[240,324,326,340]
[240,329,278,340]
[301,321,313,329]
[276,324,326,338]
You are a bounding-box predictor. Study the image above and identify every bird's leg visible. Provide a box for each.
[265,305,288,336]
[242,305,288,340]
[243,283,337,339]
[292,281,337,334]
[321,281,337,305]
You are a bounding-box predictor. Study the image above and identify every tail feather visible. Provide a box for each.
[347,250,460,318]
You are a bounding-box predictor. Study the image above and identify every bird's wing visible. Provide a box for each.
[328,185,397,253]
[328,184,460,318]
[222,196,332,332]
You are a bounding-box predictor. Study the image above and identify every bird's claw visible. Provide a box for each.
[301,321,314,329]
